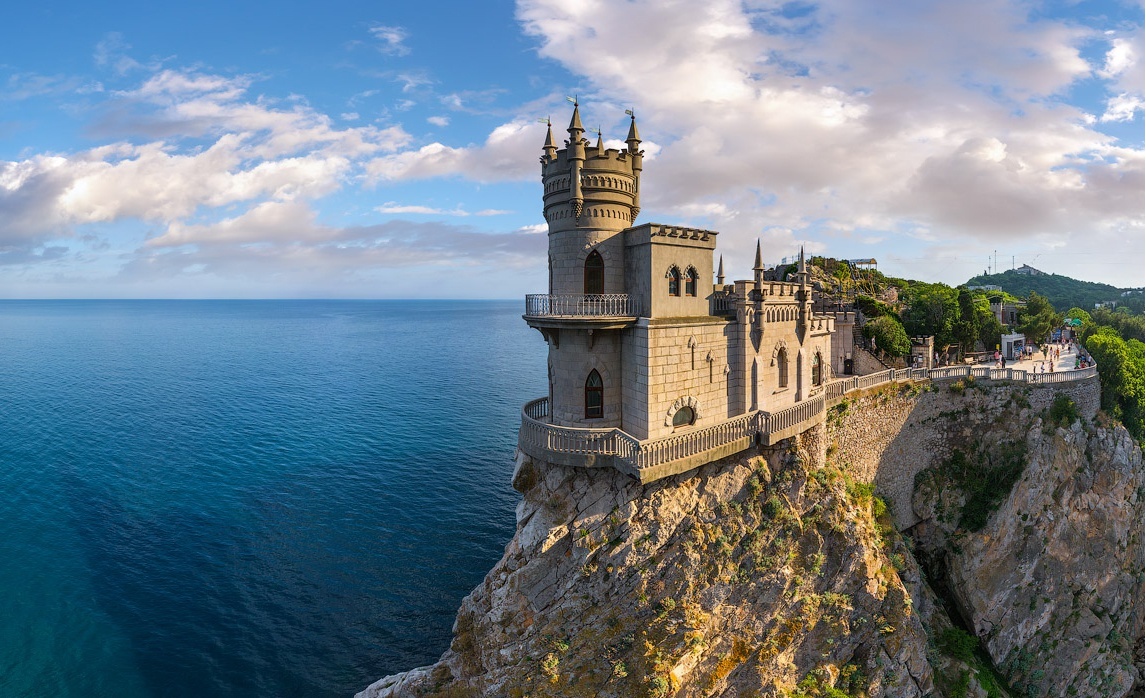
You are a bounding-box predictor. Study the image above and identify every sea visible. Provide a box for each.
[0,300,546,698]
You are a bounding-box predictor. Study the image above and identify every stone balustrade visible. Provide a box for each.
[519,363,1100,484]
[524,294,638,318]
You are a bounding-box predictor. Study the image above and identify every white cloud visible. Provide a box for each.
[427,115,450,127]
[365,119,538,183]
[375,202,512,216]
[1101,92,1145,122]
[369,25,410,56]
[509,0,1142,284]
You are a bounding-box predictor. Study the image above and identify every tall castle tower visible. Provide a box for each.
[522,101,834,482]
[540,102,643,296]
[527,103,647,431]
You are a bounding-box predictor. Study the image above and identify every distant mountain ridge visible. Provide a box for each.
[965,268,1144,312]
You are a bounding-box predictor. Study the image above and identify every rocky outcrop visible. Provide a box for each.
[359,429,936,697]
[914,419,1145,697]
[360,379,1143,697]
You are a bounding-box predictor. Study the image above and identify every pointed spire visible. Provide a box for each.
[753,240,764,271]
[541,118,557,161]
[798,246,806,274]
[595,128,604,156]
[625,111,641,153]
[716,255,725,285]
[568,100,584,136]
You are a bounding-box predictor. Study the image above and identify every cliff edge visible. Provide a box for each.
[359,381,1143,697]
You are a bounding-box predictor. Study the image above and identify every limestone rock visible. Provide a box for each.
[359,432,936,697]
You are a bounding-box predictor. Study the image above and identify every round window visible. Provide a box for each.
[672,406,695,427]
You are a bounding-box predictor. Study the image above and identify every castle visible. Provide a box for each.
[519,103,836,483]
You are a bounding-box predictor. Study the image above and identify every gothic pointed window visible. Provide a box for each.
[584,250,604,295]
[777,348,789,388]
[585,370,603,419]
[668,266,681,296]
[812,351,823,386]
[685,267,698,297]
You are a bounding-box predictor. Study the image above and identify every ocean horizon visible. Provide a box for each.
[0,299,546,697]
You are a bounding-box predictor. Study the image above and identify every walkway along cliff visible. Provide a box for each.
[358,104,1143,697]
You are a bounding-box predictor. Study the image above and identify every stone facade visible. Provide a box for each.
[525,103,836,451]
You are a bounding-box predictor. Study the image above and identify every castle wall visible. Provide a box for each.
[624,225,716,320]
[547,329,624,428]
[638,317,733,440]
[547,228,629,297]
[831,312,857,376]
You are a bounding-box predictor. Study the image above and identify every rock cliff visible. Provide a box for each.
[913,417,1144,697]
[359,382,1143,697]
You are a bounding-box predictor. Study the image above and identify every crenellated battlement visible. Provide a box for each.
[539,101,643,231]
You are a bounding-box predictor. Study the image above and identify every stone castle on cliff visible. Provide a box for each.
[516,103,1097,486]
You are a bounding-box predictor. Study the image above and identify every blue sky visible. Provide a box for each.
[1,0,1142,298]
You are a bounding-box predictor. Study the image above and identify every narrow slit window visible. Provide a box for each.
[668,267,681,296]
[812,352,823,386]
[585,370,604,419]
[777,348,789,388]
[584,250,604,295]
[685,267,698,297]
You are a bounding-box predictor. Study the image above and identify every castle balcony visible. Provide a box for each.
[523,294,638,332]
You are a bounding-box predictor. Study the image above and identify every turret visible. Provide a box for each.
[716,255,725,286]
[753,240,764,291]
[541,119,557,164]
[567,102,586,220]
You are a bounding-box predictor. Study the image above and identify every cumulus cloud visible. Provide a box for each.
[0,66,416,265]
[512,0,1143,279]
[365,119,538,183]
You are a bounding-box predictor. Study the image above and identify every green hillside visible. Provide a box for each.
[965,269,1144,314]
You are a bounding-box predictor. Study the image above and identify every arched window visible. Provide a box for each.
[584,250,604,295]
[585,370,603,419]
[685,267,698,297]
[812,352,823,386]
[667,266,681,296]
[672,406,695,428]
[777,348,789,388]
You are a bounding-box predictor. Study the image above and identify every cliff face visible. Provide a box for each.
[359,380,1143,698]
[360,429,936,697]
[914,420,1144,697]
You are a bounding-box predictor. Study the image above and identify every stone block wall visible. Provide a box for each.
[548,227,628,297]
[548,329,624,427]
[638,318,733,440]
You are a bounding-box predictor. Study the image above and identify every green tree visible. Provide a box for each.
[1086,328,1145,443]
[863,315,911,357]
[952,288,981,356]
[1017,292,1062,344]
[902,283,959,346]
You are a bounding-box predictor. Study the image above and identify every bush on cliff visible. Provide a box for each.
[862,315,911,357]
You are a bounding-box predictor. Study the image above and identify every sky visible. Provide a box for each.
[0,0,1142,298]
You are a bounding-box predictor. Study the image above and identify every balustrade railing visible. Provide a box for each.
[519,356,1098,481]
[524,294,638,318]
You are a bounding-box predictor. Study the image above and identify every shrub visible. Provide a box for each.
[939,626,979,663]
[1047,395,1079,428]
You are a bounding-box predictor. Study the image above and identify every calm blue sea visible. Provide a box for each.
[0,300,546,698]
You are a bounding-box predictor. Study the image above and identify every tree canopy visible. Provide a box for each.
[1017,292,1062,344]
[862,315,911,357]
